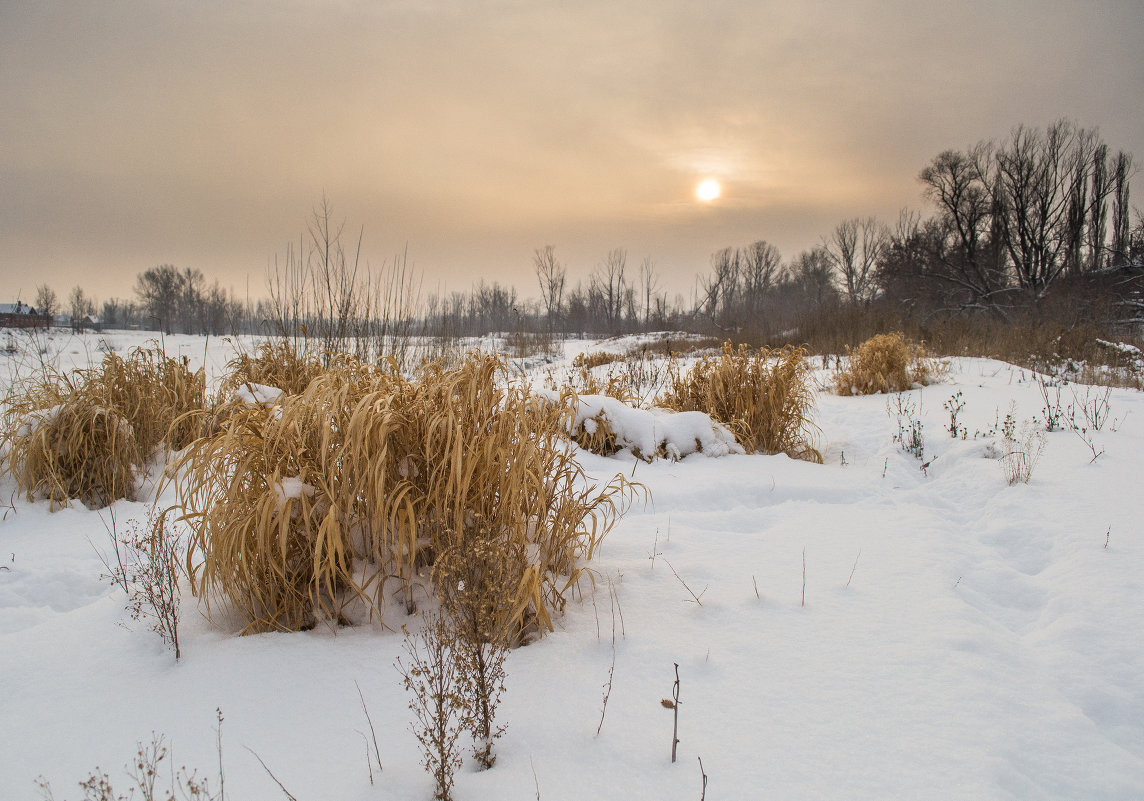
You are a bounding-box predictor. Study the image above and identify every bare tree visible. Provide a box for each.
[1086,143,1111,272]
[824,217,885,304]
[988,121,1093,292]
[34,283,58,319]
[1110,151,1134,265]
[533,245,566,334]
[919,147,1009,307]
[68,285,95,320]
[589,248,629,332]
[696,246,740,330]
[135,265,184,332]
[638,256,658,328]
[741,240,782,317]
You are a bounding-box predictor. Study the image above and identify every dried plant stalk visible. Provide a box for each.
[661,342,821,462]
[835,332,941,396]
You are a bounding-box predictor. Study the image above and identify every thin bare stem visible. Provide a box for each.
[663,559,706,606]
[846,549,861,587]
[355,680,383,774]
[244,747,299,801]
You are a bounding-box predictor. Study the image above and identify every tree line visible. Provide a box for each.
[32,267,250,336]
[30,119,1142,345]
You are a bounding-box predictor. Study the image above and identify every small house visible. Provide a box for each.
[0,301,51,329]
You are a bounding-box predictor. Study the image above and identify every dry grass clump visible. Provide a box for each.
[5,396,138,508]
[569,405,621,458]
[174,351,638,640]
[221,340,325,398]
[1,346,204,508]
[89,348,205,454]
[573,351,623,369]
[835,332,941,396]
[661,342,821,462]
[173,384,356,631]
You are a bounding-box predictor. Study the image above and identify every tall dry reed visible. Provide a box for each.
[834,332,940,396]
[173,352,639,640]
[661,342,821,462]
[2,345,204,508]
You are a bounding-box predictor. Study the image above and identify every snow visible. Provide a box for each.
[1,330,1143,800]
[540,389,744,460]
[236,382,285,406]
[270,476,316,508]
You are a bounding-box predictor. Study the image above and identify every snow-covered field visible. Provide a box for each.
[2,329,1142,800]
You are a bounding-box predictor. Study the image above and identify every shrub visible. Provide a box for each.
[1,346,206,509]
[397,615,464,801]
[1001,419,1046,485]
[220,339,325,398]
[835,332,939,396]
[174,352,639,640]
[100,507,183,659]
[572,351,623,369]
[433,524,511,769]
[661,342,821,462]
[5,396,139,508]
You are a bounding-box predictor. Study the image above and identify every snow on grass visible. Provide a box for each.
[235,382,285,406]
[541,389,743,460]
[1,334,1143,799]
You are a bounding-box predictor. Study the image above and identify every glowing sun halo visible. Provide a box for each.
[696,178,721,202]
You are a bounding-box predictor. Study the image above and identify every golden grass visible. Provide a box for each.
[90,348,206,454]
[572,351,623,369]
[661,342,821,462]
[5,396,139,508]
[2,345,205,508]
[173,351,640,640]
[834,332,941,396]
[569,404,621,458]
[221,340,325,398]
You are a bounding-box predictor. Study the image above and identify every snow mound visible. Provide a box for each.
[235,382,284,406]
[541,389,743,460]
[270,476,316,508]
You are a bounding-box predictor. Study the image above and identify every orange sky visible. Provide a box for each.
[3,0,1142,304]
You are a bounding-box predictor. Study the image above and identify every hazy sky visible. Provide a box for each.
[3,0,1142,305]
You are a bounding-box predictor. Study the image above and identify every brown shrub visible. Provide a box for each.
[5,396,138,508]
[835,332,941,396]
[174,351,640,641]
[1,345,204,508]
[661,342,820,462]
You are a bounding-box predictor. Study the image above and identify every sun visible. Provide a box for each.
[696,178,721,202]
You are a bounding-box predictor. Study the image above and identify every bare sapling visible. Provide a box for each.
[663,559,706,606]
[355,680,384,781]
[1036,375,1066,432]
[433,525,512,769]
[944,391,965,438]
[661,663,682,763]
[397,615,464,801]
[887,395,925,462]
[1001,418,1046,485]
[671,663,682,762]
[846,549,861,587]
[98,506,183,659]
